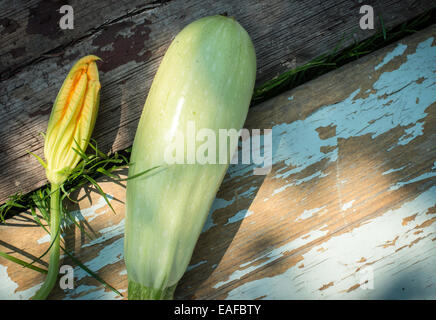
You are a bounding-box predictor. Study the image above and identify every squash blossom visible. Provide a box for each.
[32,55,101,300]
[44,55,101,185]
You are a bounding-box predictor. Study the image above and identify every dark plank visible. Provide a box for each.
[0,0,434,203]
[0,0,167,77]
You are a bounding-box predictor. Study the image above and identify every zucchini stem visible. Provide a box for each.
[128,279,177,300]
[32,183,61,300]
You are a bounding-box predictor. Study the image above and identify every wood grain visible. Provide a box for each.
[1,0,434,204]
[0,26,435,299]
[0,0,165,77]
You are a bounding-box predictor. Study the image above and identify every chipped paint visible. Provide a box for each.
[273,171,328,195]
[227,37,435,185]
[82,218,125,248]
[374,43,407,70]
[0,265,41,299]
[91,20,152,72]
[74,237,124,281]
[237,186,258,198]
[202,198,235,232]
[186,260,207,272]
[38,195,113,244]
[64,284,125,300]
[382,165,407,175]
[202,186,259,232]
[37,233,51,245]
[225,186,436,299]
[214,37,436,299]
[296,206,326,221]
[389,168,436,191]
[225,209,255,225]
[341,200,355,211]
[214,225,329,289]
[71,195,113,222]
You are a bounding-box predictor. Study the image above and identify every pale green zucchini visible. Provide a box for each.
[125,15,256,299]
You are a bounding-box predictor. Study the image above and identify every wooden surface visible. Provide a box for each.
[1,25,435,299]
[1,0,435,204]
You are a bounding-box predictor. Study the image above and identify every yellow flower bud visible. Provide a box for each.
[44,55,101,185]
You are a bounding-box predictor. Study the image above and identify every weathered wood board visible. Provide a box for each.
[0,25,435,300]
[1,0,435,204]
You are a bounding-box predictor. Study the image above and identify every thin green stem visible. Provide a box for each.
[32,183,61,300]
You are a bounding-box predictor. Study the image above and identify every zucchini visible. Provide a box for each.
[125,15,256,299]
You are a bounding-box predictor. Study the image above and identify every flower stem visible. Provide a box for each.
[32,183,61,300]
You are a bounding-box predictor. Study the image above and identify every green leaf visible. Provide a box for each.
[63,207,94,241]
[379,15,387,40]
[72,139,89,162]
[88,139,108,159]
[119,166,161,181]
[28,151,47,169]
[96,167,118,179]
[60,247,123,297]
[82,175,116,215]
[25,225,61,268]
[30,207,49,234]
[0,251,47,274]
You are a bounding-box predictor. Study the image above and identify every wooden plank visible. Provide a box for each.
[1,0,434,204]
[0,173,128,299]
[0,25,435,299]
[0,0,165,77]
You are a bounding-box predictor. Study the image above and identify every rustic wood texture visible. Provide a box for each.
[1,0,434,204]
[1,26,435,299]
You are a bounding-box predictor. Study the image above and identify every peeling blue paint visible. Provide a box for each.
[225,186,436,299]
[38,195,114,245]
[273,171,328,195]
[0,265,41,299]
[374,43,407,70]
[74,237,124,281]
[296,206,326,221]
[202,186,259,232]
[382,165,407,175]
[225,209,254,225]
[82,218,125,248]
[389,169,436,191]
[202,198,235,232]
[64,284,125,300]
[341,200,355,211]
[214,225,329,289]
[186,260,207,272]
[226,37,435,189]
